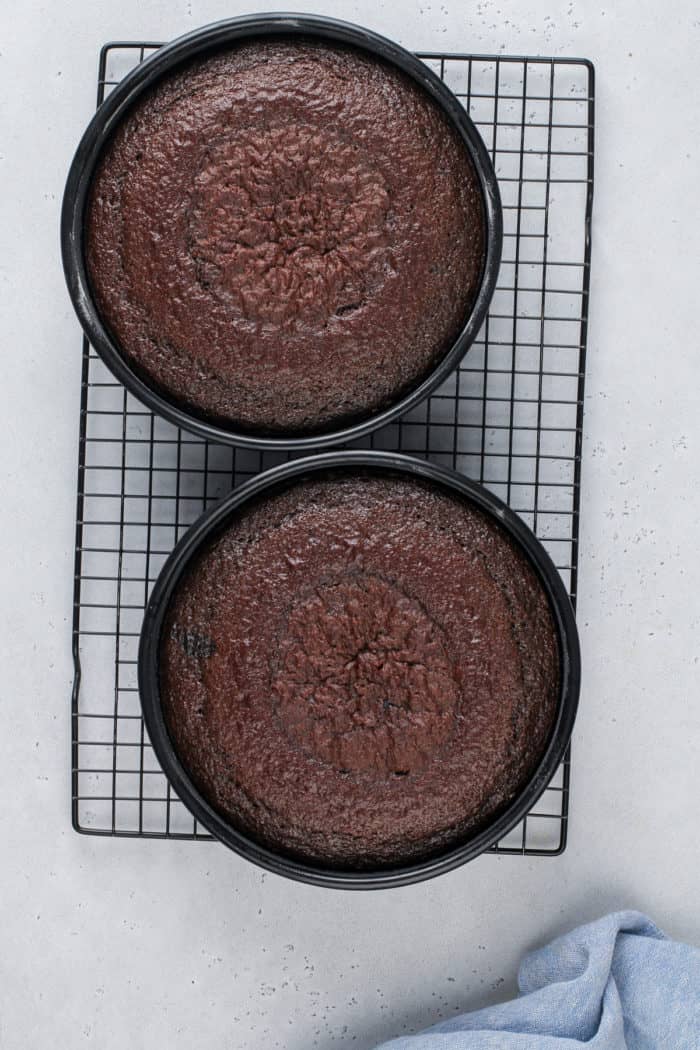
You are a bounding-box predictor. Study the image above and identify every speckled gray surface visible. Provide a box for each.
[2,1,700,1048]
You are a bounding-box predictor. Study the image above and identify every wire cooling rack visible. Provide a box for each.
[72,43,594,854]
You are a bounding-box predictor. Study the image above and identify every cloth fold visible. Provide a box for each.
[375,911,700,1049]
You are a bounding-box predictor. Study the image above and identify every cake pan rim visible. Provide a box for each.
[138,450,580,889]
[61,12,503,450]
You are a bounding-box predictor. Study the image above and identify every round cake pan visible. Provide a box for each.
[61,14,502,451]
[138,451,580,889]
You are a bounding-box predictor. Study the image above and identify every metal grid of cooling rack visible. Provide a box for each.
[72,43,594,855]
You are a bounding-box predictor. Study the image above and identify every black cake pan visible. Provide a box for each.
[61,13,502,451]
[138,451,580,889]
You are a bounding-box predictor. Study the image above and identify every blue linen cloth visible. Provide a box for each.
[375,911,700,1049]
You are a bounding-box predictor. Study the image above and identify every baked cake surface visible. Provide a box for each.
[160,473,560,868]
[86,39,485,434]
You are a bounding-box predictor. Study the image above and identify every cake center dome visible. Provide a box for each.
[188,123,391,328]
[272,573,460,776]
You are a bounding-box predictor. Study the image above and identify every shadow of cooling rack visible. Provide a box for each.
[72,43,594,856]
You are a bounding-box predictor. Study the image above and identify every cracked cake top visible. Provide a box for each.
[86,39,485,435]
[159,472,560,869]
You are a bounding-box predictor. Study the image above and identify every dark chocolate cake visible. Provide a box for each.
[159,473,560,868]
[86,39,485,434]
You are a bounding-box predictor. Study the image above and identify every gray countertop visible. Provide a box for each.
[2,1,700,1047]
